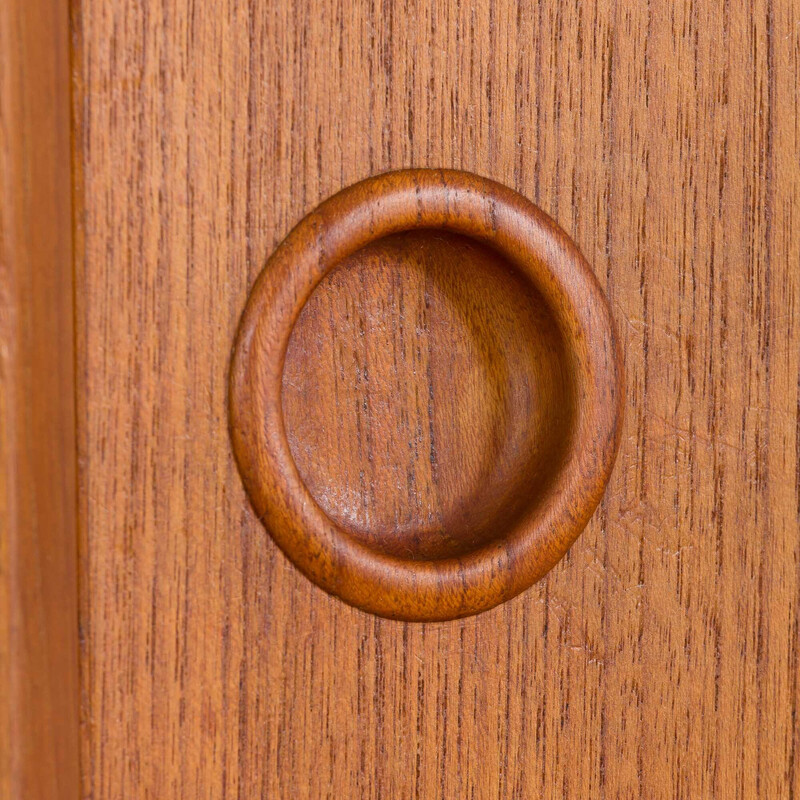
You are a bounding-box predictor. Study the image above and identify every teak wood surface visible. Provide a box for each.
[2,0,798,796]
[0,0,79,798]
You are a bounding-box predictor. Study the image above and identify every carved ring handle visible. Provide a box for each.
[229,169,623,621]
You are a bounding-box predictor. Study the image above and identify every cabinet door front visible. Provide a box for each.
[36,0,800,796]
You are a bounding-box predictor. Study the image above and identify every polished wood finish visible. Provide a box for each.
[72,0,800,796]
[0,0,80,796]
[231,169,623,620]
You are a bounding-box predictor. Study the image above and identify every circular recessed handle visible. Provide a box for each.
[229,169,623,621]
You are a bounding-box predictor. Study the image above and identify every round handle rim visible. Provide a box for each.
[229,168,624,621]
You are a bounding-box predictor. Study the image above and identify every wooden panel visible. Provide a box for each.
[0,0,79,797]
[73,0,800,797]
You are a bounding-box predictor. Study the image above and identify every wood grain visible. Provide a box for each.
[72,0,800,796]
[230,168,622,620]
[0,0,79,796]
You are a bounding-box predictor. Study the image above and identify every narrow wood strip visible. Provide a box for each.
[0,0,80,796]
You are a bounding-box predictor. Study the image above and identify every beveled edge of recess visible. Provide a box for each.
[229,168,624,621]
